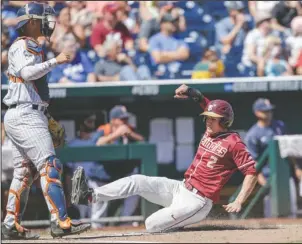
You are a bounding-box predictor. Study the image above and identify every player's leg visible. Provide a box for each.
[93,174,179,207]
[88,179,108,229]
[2,141,39,240]
[119,167,140,218]
[72,167,179,208]
[36,151,91,237]
[145,182,213,232]
[5,108,90,237]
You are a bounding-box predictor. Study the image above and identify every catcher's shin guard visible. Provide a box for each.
[3,162,36,234]
[40,156,70,229]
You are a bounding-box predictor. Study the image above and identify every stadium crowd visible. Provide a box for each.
[2,0,302,84]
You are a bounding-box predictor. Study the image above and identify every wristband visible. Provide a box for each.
[187,87,204,103]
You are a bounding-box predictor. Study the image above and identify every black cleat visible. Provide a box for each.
[50,219,91,238]
[71,166,93,205]
[1,223,40,240]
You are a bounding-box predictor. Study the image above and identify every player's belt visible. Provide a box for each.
[9,104,47,112]
[184,181,206,198]
[9,75,24,83]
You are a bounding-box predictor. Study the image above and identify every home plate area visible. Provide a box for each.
[2,218,302,243]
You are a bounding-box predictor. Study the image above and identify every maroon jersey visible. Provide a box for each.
[184,97,256,203]
[90,21,132,49]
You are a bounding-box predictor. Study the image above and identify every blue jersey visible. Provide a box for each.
[245,120,286,178]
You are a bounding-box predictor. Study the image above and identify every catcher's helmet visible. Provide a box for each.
[16,2,56,38]
[201,100,234,128]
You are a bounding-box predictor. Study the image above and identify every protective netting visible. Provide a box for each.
[275,135,302,159]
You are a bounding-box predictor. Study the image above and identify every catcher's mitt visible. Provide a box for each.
[46,112,66,149]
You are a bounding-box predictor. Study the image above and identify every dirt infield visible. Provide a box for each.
[3,218,302,243]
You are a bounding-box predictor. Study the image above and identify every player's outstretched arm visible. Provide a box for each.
[223,174,257,213]
[174,84,210,110]
[19,52,71,81]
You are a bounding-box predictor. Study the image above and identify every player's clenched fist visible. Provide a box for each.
[56,52,71,64]
[174,84,204,102]
[174,84,189,99]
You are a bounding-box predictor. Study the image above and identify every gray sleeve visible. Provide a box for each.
[94,61,105,75]
[138,19,156,39]
[215,20,229,43]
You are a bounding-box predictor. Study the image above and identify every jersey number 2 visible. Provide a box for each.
[207,156,218,169]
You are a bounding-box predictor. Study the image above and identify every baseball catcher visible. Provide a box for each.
[71,84,258,232]
[2,2,90,240]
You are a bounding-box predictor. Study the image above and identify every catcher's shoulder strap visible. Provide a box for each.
[97,123,111,136]
[13,36,43,56]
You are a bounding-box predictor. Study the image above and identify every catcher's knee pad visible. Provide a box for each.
[40,156,69,228]
[5,162,34,230]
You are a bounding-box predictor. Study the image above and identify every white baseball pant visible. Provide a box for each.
[3,104,62,228]
[92,174,213,232]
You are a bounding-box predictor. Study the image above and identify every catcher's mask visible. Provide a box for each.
[16,2,56,39]
[201,100,234,128]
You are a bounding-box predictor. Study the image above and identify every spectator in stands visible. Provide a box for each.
[2,1,30,12]
[51,7,86,52]
[96,105,144,146]
[295,50,302,75]
[96,105,144,224]
[271,1,302,32]
[248,1,279,20]
[286,16,302,70]
[1,2,18,25]
[245,98,298,218]
[90,3,134,57]
[148,13,189,66]
[65,114,109,229]
[241,12,280,77]
[1,25,10,84]
[67,1,96,41]
[115,1,138,34]
[138,1,186,53]
[137,1,160,53]
[49,39,97,83]
[215,1,253,76]
[158,1,186,34]
[216,1,251,56]
[85,1,115,20]
[94,39,151,82]
[191,46,224,79]
[1,2,20,44]
[261,36,292,77]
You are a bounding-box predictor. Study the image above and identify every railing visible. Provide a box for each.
[2,76,302,99]
[229,140,291,219]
